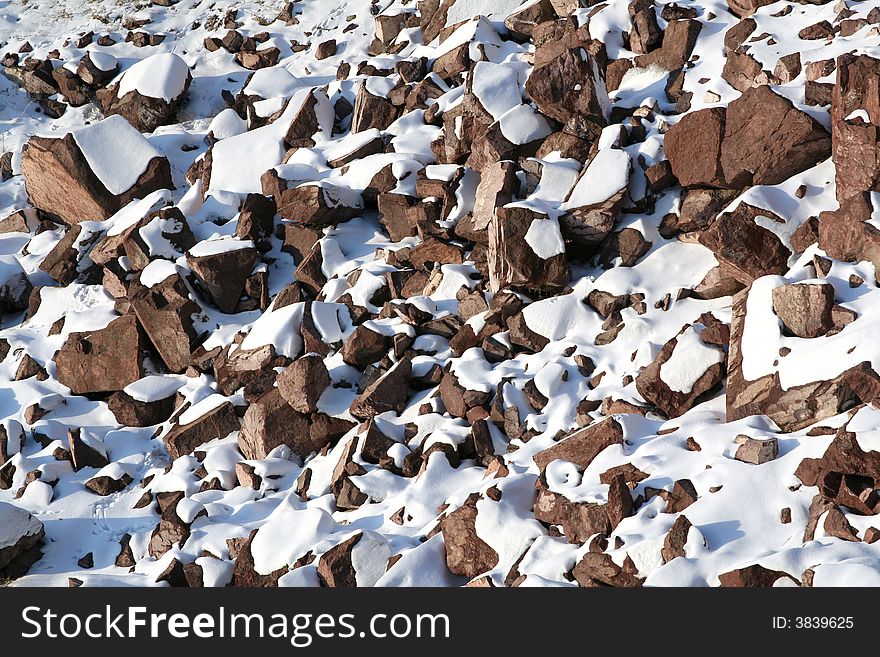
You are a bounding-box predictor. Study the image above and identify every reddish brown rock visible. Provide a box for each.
[572,552,644,587]
[719,564,796,586]
[351,83,402,133]
[0,502,44,581]
[162,400,240,459]
[661,515,692,563]
[275,183,362,227]
[349,357,412,419]
[533,417,624,474]
[20,121,173,225]
[697,203,791,285]
[231,529,288,587]
[55,315,146,395]
[108,389,177,427]
[533,474,633,544]
[524,19,608,139]
[727,287,880,432]
[635,325,725,418]
[771,283,835,338]
[488,207,569,292]
[129,273,201,373]
[664,107,727,188]
[440,494,499,578]
[831,54,880,204]
[186,242,257,314]
[277,354,330,414]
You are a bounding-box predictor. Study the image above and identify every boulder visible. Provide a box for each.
[54,315,146,395]
[162,400,240,459]
[0,502,44,580]
[277,354,330,414]
[771,283,835,338]
[440,494,499,579]
[532,417,624,474]
[96,53,192,132]
[488,206,569,292]
[831,54,880,203]
[186,240,257,314]
[635,324,725,418]
[21,115,173,224]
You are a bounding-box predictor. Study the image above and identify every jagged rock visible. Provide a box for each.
[55,315,146,395]
[533,474,633,544]
[21,115,173,224]
[0,502,44,580]
[718,564,794,586]
[488,206,569,292]
[162,400,240,459]
[186,241,257,314]
[231,529,288,587]
[533,417,624,474]
[771,283,835,338]
[572,552,644,587]
[635,324,725,418]
[96,53,192,132]
[349,357,412,419]
[129,272,201,373]
[440,494,499,578]
[275,182,363,227]
[277,354,330,414]
[524,19,608,140]
[831,54,880,203]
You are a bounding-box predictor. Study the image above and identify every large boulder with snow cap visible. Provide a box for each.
[0,502,45,580]
[20,115,173,224]
[96,52,192,133]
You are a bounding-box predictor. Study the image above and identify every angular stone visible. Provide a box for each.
[488,206,569,292]
[440,494,499,579]
[186,242,257,314]
[533,417,624,473]
[771,283,835,338]
[55,315,146,395]
[277,354,330,414]
[162,401,240,459]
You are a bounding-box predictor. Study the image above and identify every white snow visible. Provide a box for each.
[139,259,179,288]
[116,52,190,102]
[0,502,42,550]
[563,147,631,208]
[123,375,184,403]
[70,115,164,195]
[659,326,725,394]
[523,216,565,259]
[187,237,254,258]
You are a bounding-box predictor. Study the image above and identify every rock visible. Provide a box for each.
[231,529,288,587]
[315,39,337,60]
[635,324,725,418]
[666,479,698,513]
[504,0,556,38]
[186,241,257,314]
[664,107,726,188]
[598,227,652,268]
[438,367,492,419]
[238,388,346,459]
[666,87,830,189]
[277,354,330,414]
[275,182,363,227]
[85,471,132,495]
[351,83,402,133]
[21,115,173,224]
[129,273,201,373]
[488,206,569,292]
[524,19,608,139]
[697,203,792,285]
[818,192,880,279]
[317,531,391,587]
[634,18,701,72]
[67,428,109,471]
[572,552,644,587]
[722,49,770,92]
[721,85,831,188]
[628,0,662,55]
[341,325,391,369]
[533,474,633,544]
[726,0,774,17]
[0,502,44,580]
[795,429,880,515]
[823,507,859,541]
[162,400,240,459]
[470,160,518,237]
[0,255,32,311]
[661,515,692,563]
[533,417,624,474]
[771,283,835,338]
[734,436,778,465]
[108,389,176,427]
[727,288,880,432]
[235,47,281,71]
[55,315,146,395]
[77,52,118,86]
[831,55,880,203]
[96,53,192,132]
[718,564,794,586]
[440,494,499,578]
[798,20,834,40]
[349,357,412,419]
